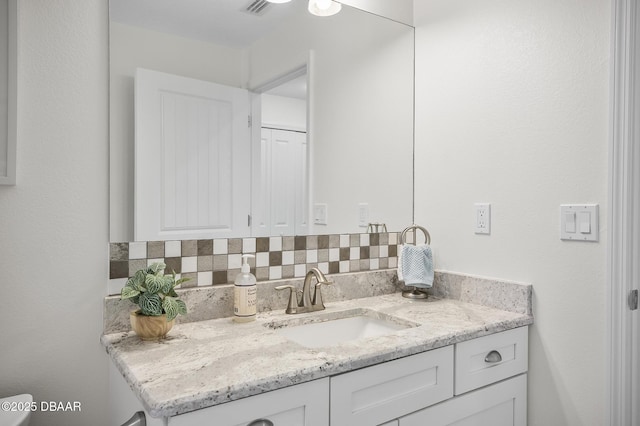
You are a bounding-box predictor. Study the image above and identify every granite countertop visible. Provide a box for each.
[102,291,534,418]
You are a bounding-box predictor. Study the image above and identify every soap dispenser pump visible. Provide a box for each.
[233,254,257,323]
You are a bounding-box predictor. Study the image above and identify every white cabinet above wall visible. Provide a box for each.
[0,0,17,185]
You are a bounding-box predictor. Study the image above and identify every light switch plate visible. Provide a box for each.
[560,204,598,241]
[358,203,369,227]
[314,203,328,225]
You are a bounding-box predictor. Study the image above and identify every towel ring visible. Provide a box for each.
[400,224,431,245]
[400,224,431,299]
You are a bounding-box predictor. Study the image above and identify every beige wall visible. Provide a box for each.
[0,1,109,425]
[414,0,610,425]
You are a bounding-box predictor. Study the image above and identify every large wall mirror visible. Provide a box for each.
[109,0,414,242]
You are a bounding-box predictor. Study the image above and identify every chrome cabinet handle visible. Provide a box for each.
[484,350,503,363]
[247,420,274,426]
[121,412,145,426]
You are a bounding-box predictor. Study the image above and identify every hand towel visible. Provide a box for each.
[398,244,434,288]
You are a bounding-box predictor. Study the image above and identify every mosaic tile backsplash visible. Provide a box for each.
[108,232,399,295]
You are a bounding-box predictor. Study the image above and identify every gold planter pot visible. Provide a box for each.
[130,310,175,340]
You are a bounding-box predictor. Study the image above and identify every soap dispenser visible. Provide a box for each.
[233,254,257,323]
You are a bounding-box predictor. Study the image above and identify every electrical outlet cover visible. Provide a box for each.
[474,203,491,234]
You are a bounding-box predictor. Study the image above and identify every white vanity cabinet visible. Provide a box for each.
[329,346,454,426]
[169,378,329,426]
[400,374,527,426]
[110,327,529,426]
[400,326,528,426]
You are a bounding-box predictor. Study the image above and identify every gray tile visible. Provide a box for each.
[110,243,128,261]
[227,269,241,283]
[213,271,228,285]
[379,258,389,269]
[256,237,270,252]
[197,255,213,271]
[329,234,340,248]
[128,259,147,277]
[350,259,361,272]
[379,233,389,245]
[295,236,306,250]
[306,235,318,249]
[110,261,129,279]
[370,246,380,259]
[269,251,282,266]
[282,236,295,251]
[282,265,295,279]
[350,234,360,247]
[360,247,370,259]
[255,267,269,281]
[359,259,370,271]
[294,250,306,264]
[147,241,165,258]
[182,240,197,256]
[317,235,330,249]
[369,233,380,246]
[213,255,228,271]
[318,249,329,262]
[339,247,350,261]
[329,261,340,274]
[197,240,213,256]
[228,238,242,254]
[165,257,181,274]
[179,272,197,288]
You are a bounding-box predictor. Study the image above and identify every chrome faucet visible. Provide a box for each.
[275,268,333,314]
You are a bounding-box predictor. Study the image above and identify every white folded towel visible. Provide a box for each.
[398,244,434,289]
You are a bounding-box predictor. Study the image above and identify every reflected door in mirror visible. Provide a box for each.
[134,68,251,241]
[254,128,308,236]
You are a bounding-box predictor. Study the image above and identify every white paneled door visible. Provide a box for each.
[134,68,251,241]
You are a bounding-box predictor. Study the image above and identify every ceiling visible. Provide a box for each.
[109,0,308,48]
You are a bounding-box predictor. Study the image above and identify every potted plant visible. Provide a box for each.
[121,262,189,340]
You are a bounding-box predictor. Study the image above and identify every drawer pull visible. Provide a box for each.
[247,420,274,426]
[484,350,502,363]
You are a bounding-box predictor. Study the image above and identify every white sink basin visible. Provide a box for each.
[267,309,417,348]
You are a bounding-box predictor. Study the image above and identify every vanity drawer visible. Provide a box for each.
[330,346,454,426]
[454,326,528,395]
[168,378,329,426]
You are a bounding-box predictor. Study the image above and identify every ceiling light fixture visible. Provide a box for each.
[308,0,342,17]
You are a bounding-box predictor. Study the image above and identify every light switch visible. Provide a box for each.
[564,212,576,233]
[560,204,599,242]
[314,203,328,226]
[578,212,591,233]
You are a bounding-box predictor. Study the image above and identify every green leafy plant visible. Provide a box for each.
[121,262,189,321]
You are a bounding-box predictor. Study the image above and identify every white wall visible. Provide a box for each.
[109,23,245,241]
[249,6,414,234]
[414,1,610,425]
[262,94,306,131]
[0,1,109,426]
[341,0,413,25]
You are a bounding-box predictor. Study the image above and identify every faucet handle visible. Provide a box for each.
[275,285,299,314]
[312,279,333,308]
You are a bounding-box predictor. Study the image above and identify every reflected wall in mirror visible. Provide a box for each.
[109,0,414,242]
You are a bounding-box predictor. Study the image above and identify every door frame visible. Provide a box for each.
[607,0,639,424]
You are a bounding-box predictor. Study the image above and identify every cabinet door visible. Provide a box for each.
[168,378,329,426]
[455,326,528,395]
[400,374,527,426]
[330,346,454,426]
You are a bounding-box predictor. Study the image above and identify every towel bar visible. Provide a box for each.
[400,224,431,299]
